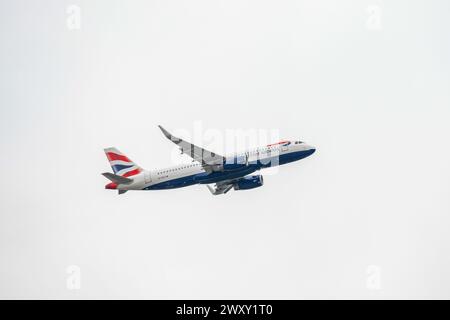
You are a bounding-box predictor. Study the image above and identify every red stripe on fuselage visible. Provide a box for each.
[106,152,131,162]
[267,140,289,147]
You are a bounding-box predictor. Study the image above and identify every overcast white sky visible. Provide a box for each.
[1,0,450,299]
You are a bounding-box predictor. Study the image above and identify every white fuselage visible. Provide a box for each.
[119,141,315,191]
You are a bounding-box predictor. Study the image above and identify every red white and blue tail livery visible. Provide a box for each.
[102,126,315,195]
[104,147,142,177]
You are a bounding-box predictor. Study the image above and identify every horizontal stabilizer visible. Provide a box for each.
[102,172,134,185]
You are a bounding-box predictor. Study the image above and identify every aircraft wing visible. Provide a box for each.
[158,125,224,171]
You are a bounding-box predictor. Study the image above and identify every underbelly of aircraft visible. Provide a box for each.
[144,150,315,190]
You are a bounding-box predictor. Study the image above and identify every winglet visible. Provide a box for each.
[158,125,172,139]
[159,125,182,144]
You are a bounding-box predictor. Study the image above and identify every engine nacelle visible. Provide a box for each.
[233,175,264,190]
[222,155,248,171]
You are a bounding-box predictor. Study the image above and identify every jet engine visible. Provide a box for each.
[233,175,264,190]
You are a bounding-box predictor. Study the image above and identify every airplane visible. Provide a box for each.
[102,126,315,195]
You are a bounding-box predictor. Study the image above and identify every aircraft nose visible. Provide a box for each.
[306,145,316,155]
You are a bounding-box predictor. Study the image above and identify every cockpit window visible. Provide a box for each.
[295,141,303,144]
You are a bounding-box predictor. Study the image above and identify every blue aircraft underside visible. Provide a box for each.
[144,149,314,190]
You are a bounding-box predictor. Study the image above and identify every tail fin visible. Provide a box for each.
[104,147,143,178]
